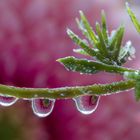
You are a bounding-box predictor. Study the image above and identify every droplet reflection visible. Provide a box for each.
[73,95,100,115]
[0,95,18,107]
[32,98,55,117]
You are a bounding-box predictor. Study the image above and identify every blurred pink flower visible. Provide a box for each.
[0,0,140,140]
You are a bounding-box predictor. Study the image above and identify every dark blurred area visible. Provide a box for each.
[0,0,140,140]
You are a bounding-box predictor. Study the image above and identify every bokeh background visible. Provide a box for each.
[0,0,140,140]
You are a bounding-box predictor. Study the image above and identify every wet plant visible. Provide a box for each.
[0,3,139,117]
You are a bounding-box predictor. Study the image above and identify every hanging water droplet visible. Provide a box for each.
[0,95,18,107]
[73,95,100,115]
[32,98,55,117]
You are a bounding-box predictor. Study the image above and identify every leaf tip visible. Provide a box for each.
[57,56,74,63]
[56,58,62,63]
[101,10,105,17]
[79,10,84,16]
[66,28,72,35]
[56,57,67,63]
[125,2,129,8]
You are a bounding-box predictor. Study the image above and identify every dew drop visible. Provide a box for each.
[32,98,55,117]
[0,95,18,107]
[73,95,100,115]
[60,93,65,97]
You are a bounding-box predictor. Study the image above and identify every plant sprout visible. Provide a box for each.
[0,3,139,117]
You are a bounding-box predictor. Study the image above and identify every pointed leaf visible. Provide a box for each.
[101,10,108,44]
[118,41,135,64]
[76,18,92,43]
[79,11,98,44]
[73,49,90,56]
[108,25,125,62]
[57,56,134,74]
[113,25,125,60]
[109,30,118,50]
[126,2,140,34]
[96,22,108,56]
[67,28,107,62]
[109,26,124,50]
[67,28,96,56]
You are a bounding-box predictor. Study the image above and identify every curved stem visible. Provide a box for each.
[0,80,135,99]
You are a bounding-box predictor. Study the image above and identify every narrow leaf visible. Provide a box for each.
[118,41,135,64]
[101,10,108,44]
[113,25,125,60]
[126,2,140,34]
[76,18,92,43]
[96,22,108,56]
[79,11,98,44]
[67,28,106,62]
[57,56,134,74]
[73,49,90,56]
[135,80,140,101]
[67,28,96,56]
[109,30,118,50]
[109,26,124,51]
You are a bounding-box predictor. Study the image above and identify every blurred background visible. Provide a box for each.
[0,0,140,140]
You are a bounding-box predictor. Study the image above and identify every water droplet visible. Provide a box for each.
[32,98,55,117]
[60,93,65,97]
[0,95,18,107]
[73,95,100,115]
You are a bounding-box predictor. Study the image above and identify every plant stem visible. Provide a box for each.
[0,80,135,99]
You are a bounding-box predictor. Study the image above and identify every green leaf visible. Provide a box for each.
[134,71,140,101]
[76,18,92,43]
[67,28,107,62]
[135,80,140,101]
[124,70,140,101]
[113,25,125,60]
[57,56,134,74]
[126,2,140,34]
[96,22,108,56]
[73,49,90,56]
[101,10,108,44]
[108,25,125,62]
[124,71,139,80]
[109,30,118,50]
[109,26,124,51]
[118,41,135,64]
[79,11,98,44]
[66,28,96,56]
[58,56,98,74]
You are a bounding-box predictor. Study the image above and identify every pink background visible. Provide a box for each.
[0,0,140,140]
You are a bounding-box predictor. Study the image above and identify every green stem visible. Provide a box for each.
[0,80,135,99]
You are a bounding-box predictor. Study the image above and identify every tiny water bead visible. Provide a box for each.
[31,98,55,117]
[0,95,18,107]
[73,95,100,115]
